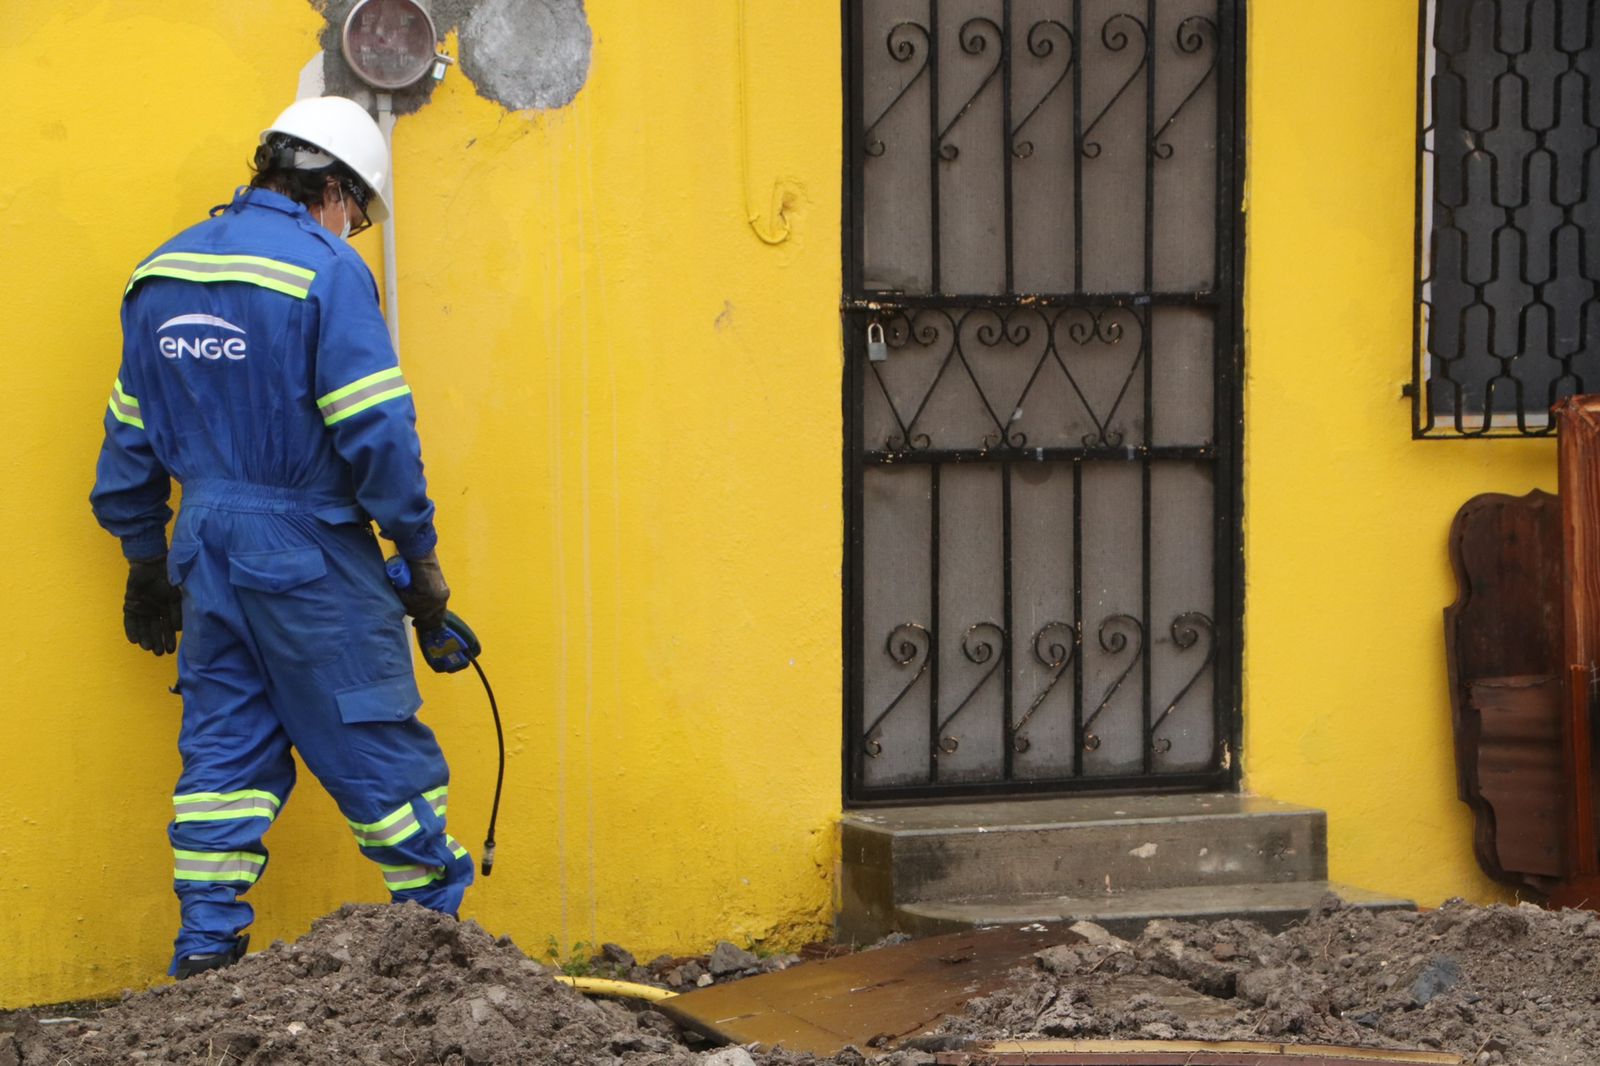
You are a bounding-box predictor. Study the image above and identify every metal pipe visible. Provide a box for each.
[376,91,400,353]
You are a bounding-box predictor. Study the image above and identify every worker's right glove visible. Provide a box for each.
[397,551,451,633]
[124,556,182,657]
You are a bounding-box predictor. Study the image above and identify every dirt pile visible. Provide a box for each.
[940,897,1600,1065]
[2,903,701,1066]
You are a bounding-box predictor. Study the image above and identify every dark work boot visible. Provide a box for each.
[174,933,249,980]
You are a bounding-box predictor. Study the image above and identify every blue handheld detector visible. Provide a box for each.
[384,556,482,673]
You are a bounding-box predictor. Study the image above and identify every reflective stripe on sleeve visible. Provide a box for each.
[127,253,315,300]
[423,785,447,819]
[379,862,445,891]
[172,789,282,823]
[446,835,469,861]
[173,849,266,883]
[316,367,411,426]
[109,378,144,429]
[347,801,422,849]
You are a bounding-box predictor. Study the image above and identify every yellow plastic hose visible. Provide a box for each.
[553,975,679,1002]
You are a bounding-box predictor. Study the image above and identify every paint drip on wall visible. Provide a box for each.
[309,0,592,115]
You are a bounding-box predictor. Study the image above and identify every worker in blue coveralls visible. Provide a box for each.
[90,96,473,979]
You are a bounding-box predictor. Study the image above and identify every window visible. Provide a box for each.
[1415,0,1600,437]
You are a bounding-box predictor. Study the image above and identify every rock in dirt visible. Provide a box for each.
[700,1048,758,1066]
[708,942,761,977]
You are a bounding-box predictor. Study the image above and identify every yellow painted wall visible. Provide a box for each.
[2,0,842,1006]
[3,0,1554,1009]
[1242,2,1545,907]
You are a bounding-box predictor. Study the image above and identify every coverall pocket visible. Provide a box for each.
[229,547,347,668]
[335,674,424,724]
[167,539,201,587]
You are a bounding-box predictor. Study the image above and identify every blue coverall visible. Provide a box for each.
[90,187,473,973]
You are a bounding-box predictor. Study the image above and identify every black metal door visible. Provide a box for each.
[845,0,1242,802]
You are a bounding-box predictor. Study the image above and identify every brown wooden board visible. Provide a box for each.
[654,925,1082,1054]
[1443,489,1562,890]
[1468,675,1563,876]
[933,1040,1460,1064]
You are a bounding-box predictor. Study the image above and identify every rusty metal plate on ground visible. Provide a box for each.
[657,924,1081,1054]
[934,1040,1462,1064]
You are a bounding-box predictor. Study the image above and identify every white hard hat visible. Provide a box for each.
[261,96,391,223]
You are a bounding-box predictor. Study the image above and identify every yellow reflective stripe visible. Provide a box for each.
[108,396,145,430]
[113,378,139,408]
[173,789,281,806]
[127,253,316,300]
[422,786,448,802]
[447,835,469,860]
[318,368,410,426]
[347,801,413,834]
[348,800,422,848]
[380,863,445,891]
[318,367,404,407]
[172,789,282,823]
[173,849,266,883]
[424,786,448,817]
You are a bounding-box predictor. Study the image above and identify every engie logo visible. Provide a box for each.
[157,314,248,361]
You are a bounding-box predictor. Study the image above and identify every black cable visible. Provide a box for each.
[469,655,504,876]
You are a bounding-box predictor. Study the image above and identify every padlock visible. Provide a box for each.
[867,321,888,363]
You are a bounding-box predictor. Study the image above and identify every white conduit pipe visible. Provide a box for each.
[376,91,400,353]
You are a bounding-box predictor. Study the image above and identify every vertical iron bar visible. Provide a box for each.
[1002,461,1016,780]
[1072,458,1084,778]
[1002,0,1016,294]
[1214,0,1244,783]
[929,463,943,782]
[929,0,943,295]
[1141,0,1156,775]
[844,0,865,800]
[1420,0,1433,435]
[1072,0,1084,289]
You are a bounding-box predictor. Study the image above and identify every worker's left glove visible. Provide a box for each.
[397,551,451,633]
[124,556,182,657]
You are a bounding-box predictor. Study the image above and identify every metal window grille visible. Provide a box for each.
[1414,0,1600,438]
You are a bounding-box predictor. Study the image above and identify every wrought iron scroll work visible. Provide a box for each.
[938,18,1005,162]
[1081,14,1149,159]
[1153,17,1219,159]
[1081,614,1144,752]
[1011,20,1075,159]
[863,21,931,158]
[863,622,930,757]
[936,622,1007,753]
[869,305,1148,453]
[1150,612,1217,754]
[1013,621,1077,753]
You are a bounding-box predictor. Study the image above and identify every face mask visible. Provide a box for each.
[337,194,352,241]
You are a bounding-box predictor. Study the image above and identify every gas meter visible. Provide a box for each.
[341,0,444,90]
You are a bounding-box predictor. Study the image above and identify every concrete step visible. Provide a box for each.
[842,792,1326,904]
[890,880,1416,939]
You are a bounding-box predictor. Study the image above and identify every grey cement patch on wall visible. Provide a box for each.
[308,0,591,116]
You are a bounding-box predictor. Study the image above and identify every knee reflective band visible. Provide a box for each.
[447,835,468,861]
[347,800,423,849]
[127,253,316,300]
[380,862,445,891]
[425,785,447,819]
[173,789,282,823]
[173,849,266,883]
[109,379,144,429]
[317,368,411,426]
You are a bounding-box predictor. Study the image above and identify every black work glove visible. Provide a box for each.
[397,551,450,633]
[124,556,182,656]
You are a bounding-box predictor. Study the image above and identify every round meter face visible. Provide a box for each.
[342,0,438,90]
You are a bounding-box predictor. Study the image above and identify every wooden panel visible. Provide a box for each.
[1443,490,1561,889]
[1468,675,1563,878]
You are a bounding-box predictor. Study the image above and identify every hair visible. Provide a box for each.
[248,134,368,211]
